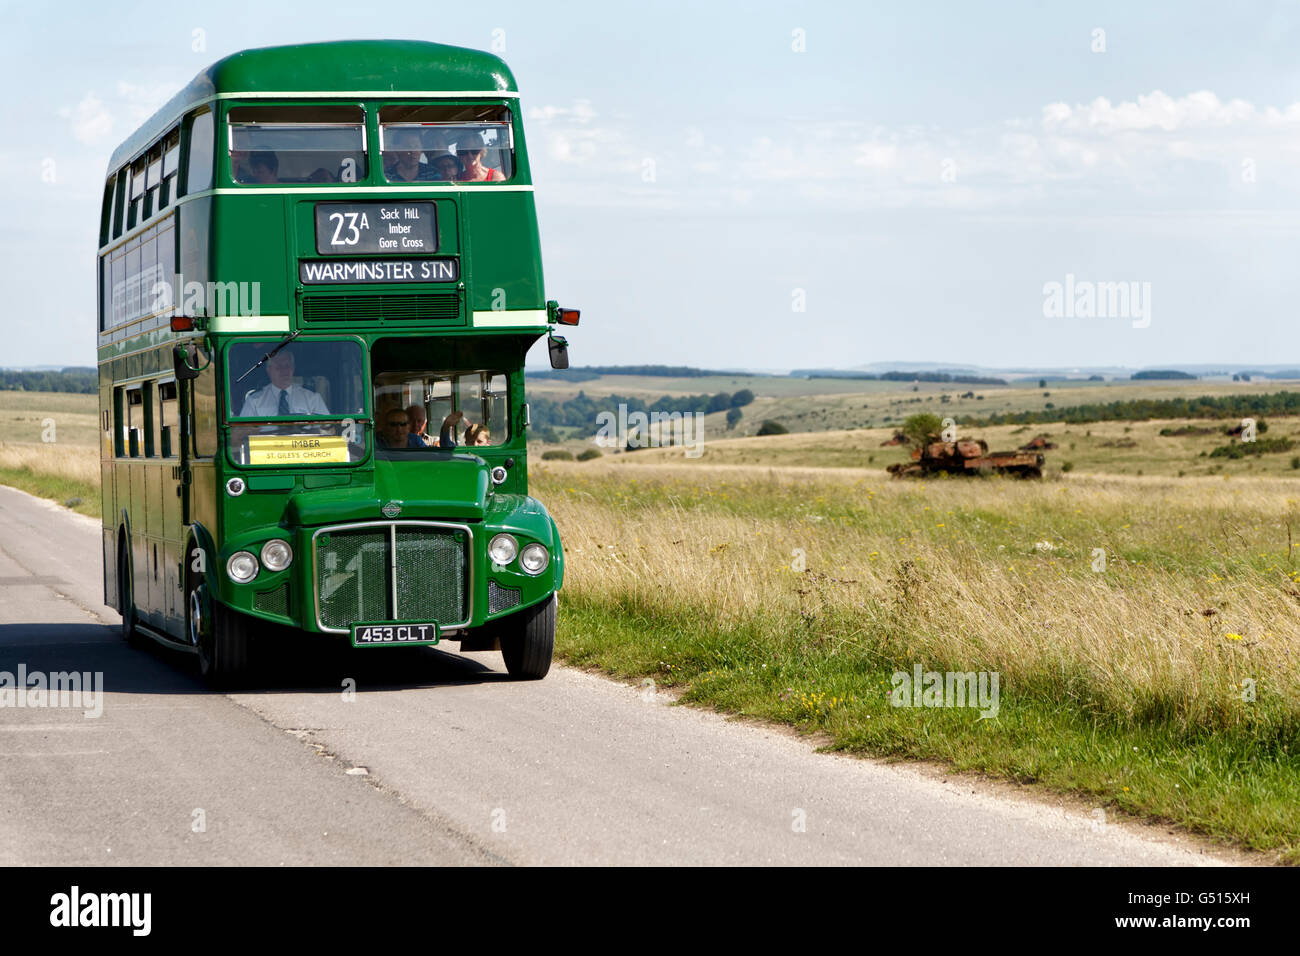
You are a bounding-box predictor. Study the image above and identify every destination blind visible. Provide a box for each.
[298,258,459,284]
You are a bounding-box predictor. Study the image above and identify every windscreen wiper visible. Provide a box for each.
[235,330,301,384]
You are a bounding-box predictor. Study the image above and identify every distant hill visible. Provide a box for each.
[791,369,1008,386]
[528,365,759,380]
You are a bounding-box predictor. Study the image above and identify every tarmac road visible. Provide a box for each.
[0,484,1241,866]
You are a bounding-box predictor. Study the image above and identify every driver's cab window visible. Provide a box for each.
[374,370,508,452]
[225,338,367,465]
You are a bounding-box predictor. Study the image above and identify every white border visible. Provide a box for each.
[472,309,548,328]
[209,314,291,333]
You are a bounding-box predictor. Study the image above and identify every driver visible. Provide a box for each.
[239,349,329,417]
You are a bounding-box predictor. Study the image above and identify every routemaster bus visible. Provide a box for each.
[96,40,579,684]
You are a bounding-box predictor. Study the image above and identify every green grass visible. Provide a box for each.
[0,465,99,518]
[557,599,1299,857]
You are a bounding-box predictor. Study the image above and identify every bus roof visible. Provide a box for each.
[107,39,518,172]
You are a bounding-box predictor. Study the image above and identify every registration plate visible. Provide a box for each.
[351,622,441,647]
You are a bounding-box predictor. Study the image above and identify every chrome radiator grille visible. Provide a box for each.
[314,522,471,632]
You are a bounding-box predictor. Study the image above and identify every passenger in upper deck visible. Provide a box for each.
[247,151,279,184]
[456,135,505,182]
[430,152,462,182]
[386,129,437,183]
[231,150,253,183]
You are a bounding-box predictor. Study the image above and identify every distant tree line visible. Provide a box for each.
[0,368,96,393]
[790,369,1008,385]
[529,388,755,440]
[528,365,755,381]
[1131,370,1196,380]
[963,391,1300,427]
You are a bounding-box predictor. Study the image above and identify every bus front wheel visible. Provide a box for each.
[195,593,252,687]
[499,594,556,680]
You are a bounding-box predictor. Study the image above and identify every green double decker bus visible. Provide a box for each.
[96,40,579,684]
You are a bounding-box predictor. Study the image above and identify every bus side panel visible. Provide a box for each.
[99,377,114,607]
[190,460,219,557]
[163,463,184,635]
[145,463,164,625]
[129,463,146,616]
[101,460,117,606]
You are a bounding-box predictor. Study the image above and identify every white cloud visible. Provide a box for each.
[530,89,1300,213]
[59,81,177,147]
[1042,90,1262,132]
[60,94,113,145]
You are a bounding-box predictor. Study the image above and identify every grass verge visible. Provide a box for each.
[0,465,99,518]
[540,462,1300,860]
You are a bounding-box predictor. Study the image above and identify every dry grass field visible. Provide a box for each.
[536,461,1300,857]
[0,391,99,515]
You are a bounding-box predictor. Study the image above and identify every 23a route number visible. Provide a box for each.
[328,211,370,246]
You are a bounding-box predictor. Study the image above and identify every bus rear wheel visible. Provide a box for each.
[195,594,252,687]
[499,594,556,680]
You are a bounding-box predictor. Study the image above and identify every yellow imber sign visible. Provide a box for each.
[248,434,349,464]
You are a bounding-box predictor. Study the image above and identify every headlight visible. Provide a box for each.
[519,543,550,575]
[488,533,518,565]
[261,539,293,572]
[227,551,259,583]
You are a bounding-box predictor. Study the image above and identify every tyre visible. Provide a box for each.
[499,594,556,680]
[196,594,252,687]
[118,539,143,648]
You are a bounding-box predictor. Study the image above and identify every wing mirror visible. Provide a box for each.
[547,334,569,370]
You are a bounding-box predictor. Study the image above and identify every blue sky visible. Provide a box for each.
[2,0,1298,370]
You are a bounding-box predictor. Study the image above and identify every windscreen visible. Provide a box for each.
[225,338,368,466]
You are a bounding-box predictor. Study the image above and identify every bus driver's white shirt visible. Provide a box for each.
[239,383,329,417]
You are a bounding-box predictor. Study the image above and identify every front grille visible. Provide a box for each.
[488,580,521,614]
[315,523,470,631]
[253,583,290,617]
[302,294,460,324]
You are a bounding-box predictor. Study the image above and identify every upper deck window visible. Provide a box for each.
[379,106,514,184]
[185,110,214,194]
[128,159,146,229]
[228,106,367,185]
[160,129,180,206]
